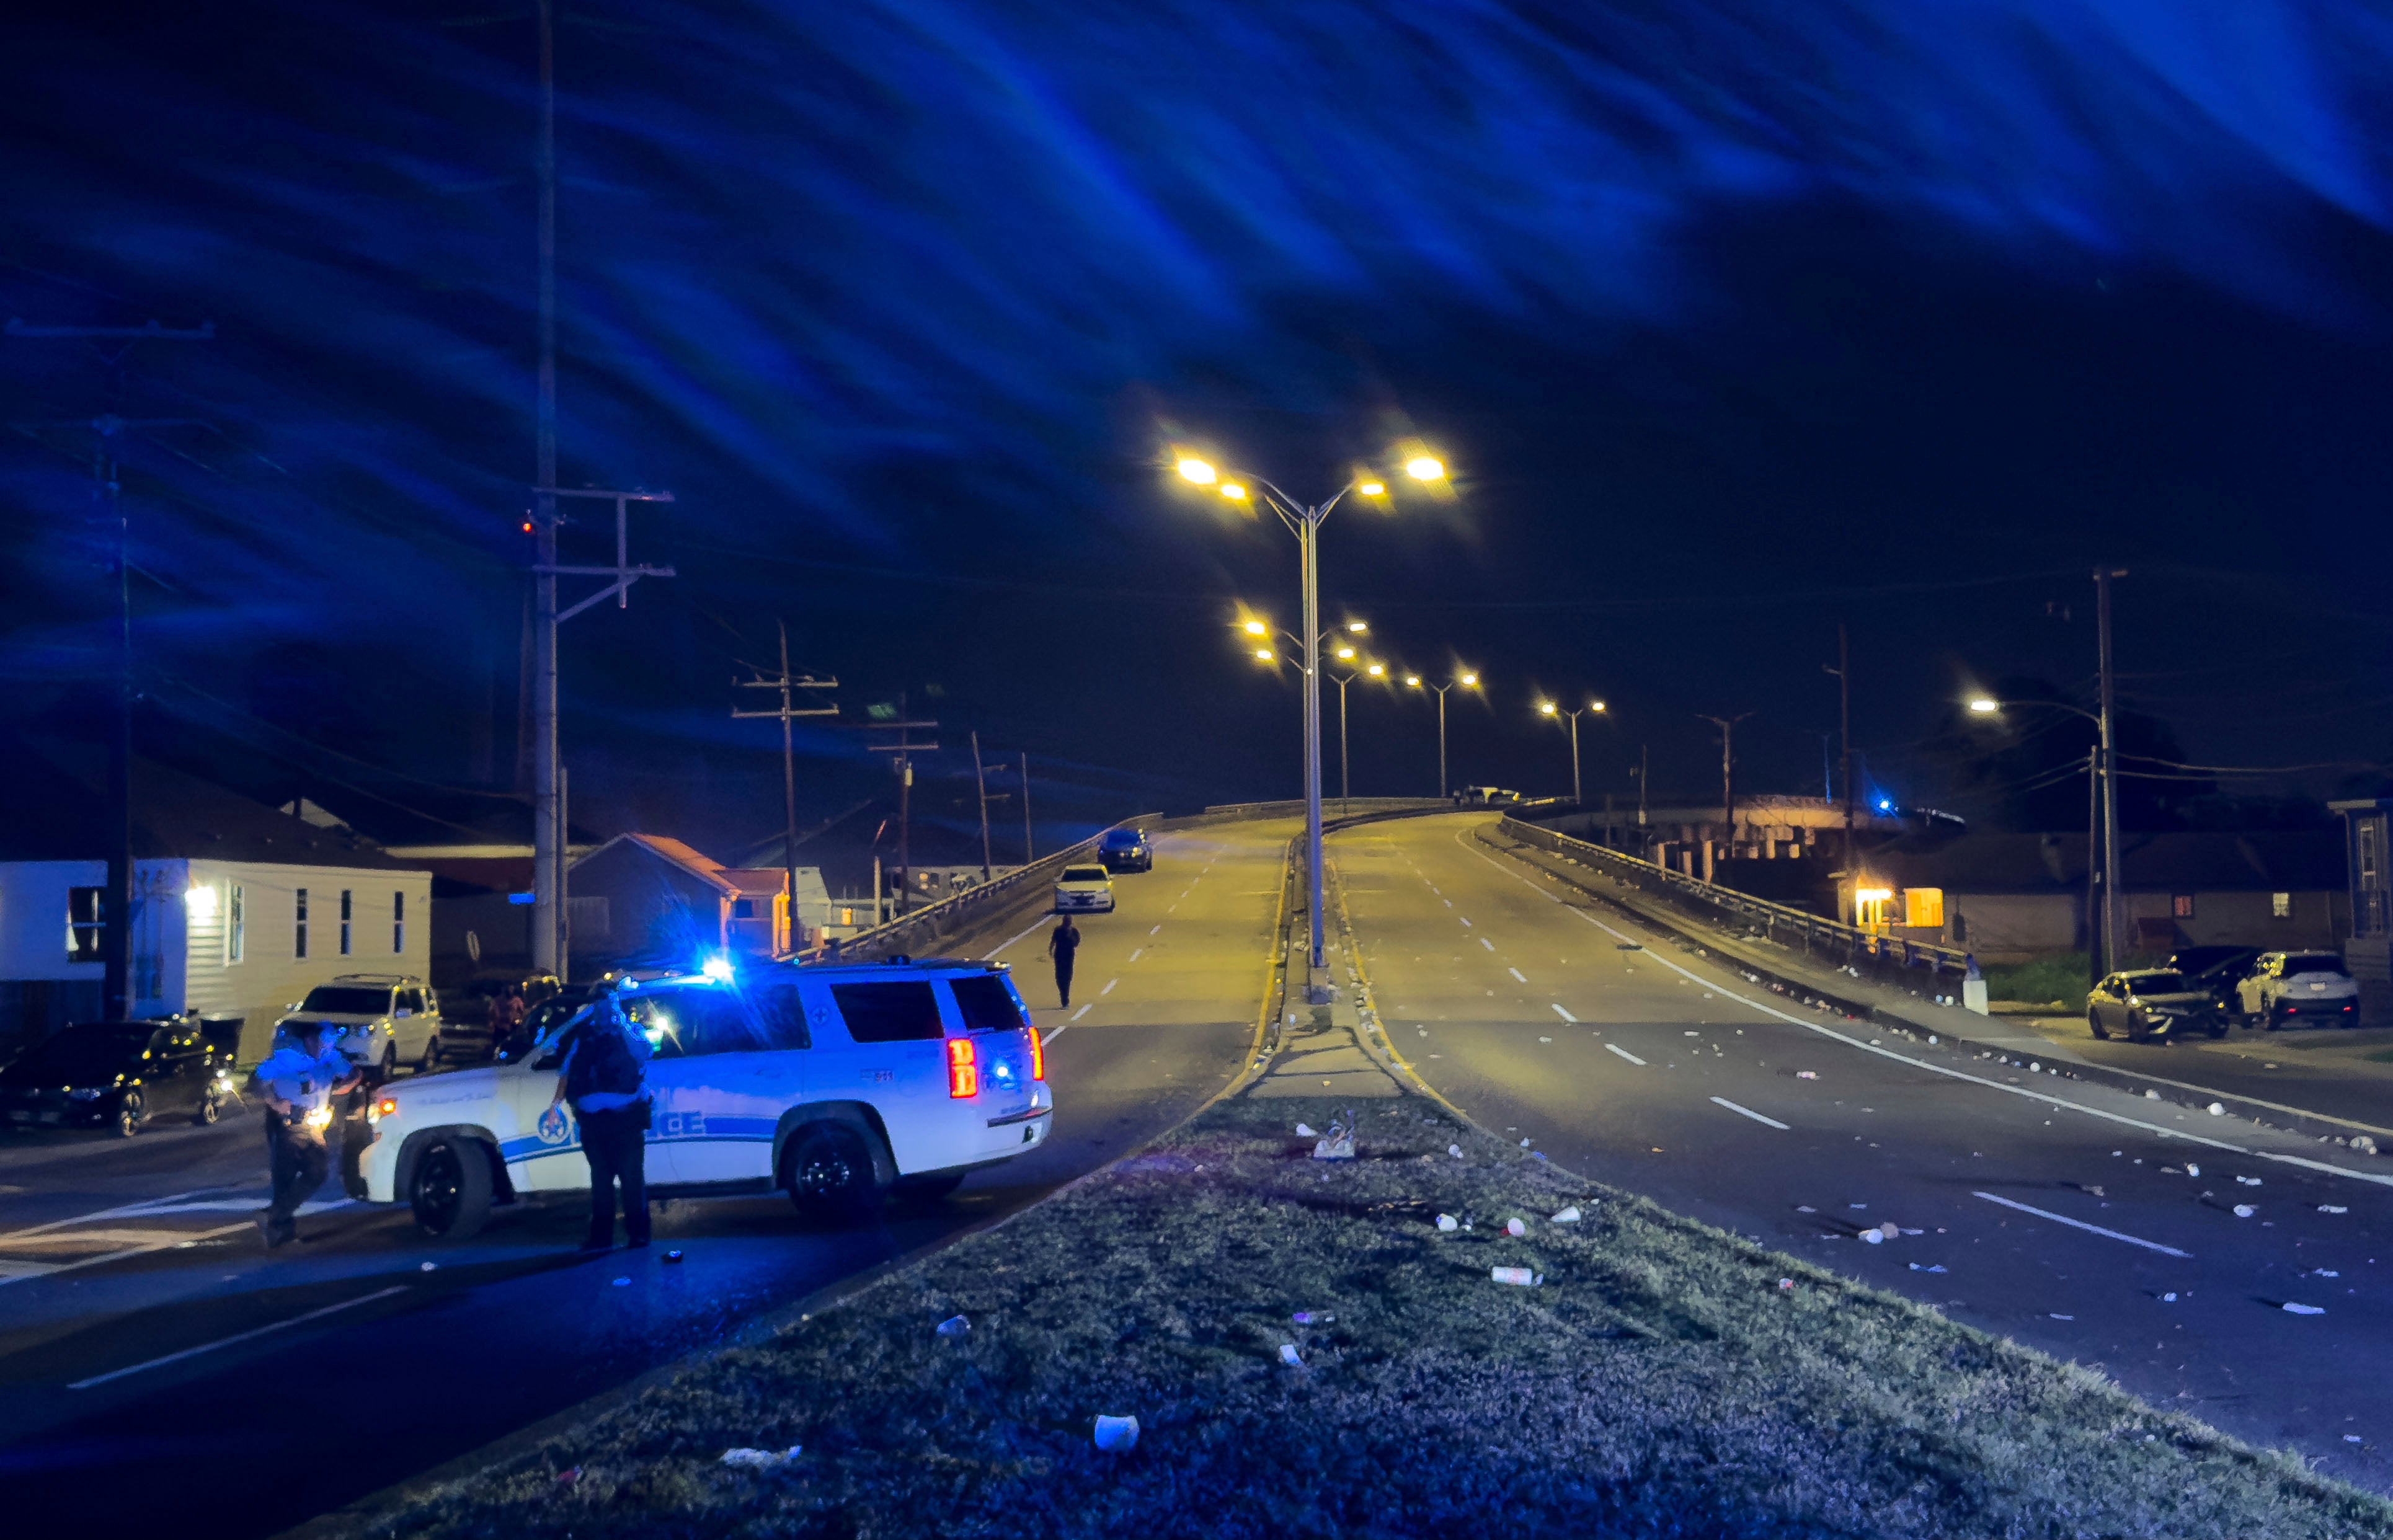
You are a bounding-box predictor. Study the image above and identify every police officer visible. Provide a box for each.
[252,1021,360,1247]
[548,996,654,1252]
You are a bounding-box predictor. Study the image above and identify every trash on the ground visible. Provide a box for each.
[2185,1164,2201,1178]
[2348,1435,2365,1443]
[1295,1123,1316,1138]
[1849,1203,1867,1210]
[1538,1036,1552,1043]
[2320,1205,2350,1215]
[1551,1205,1583,1223]
[2314,1269,2341,1278]
[2233,1204,2257,1218]
[935,1315,970,1337]
[1291,1310,1333,1324]
[1436,1213,1459,1231]
[1093,1415,1140,1453]
[1506,1218,1527,1237]
[1876,1222,1899,1240]
[2284,1303,2327,1316]
[1278,1343,1303,1366]
[612,1277,631,1286]
[1796,1205,1816,1214]
[1777,1278,1794,1291]
[2144,1089,2161,1100]
[2163,1292,2178,1303]
[665,1249,685,1263]
[1519,1137,1532,1148]
[2050,1313,2074,1321]
[1449,1144,1465,1159]
[2355,1135,2381,1156]
[721,1446,801,1469]
[2208,1102,2226,1116]
[1907,1262,1948,1273]
[1796,1071,1819,1080]
[2235,1175,2262,1186]
[420,1262,437,1272]
[554,1466,581,1488]
[2082,1185,2106,1198]
[1490,1266,1542,1286]
[1861,1229,1885,1245]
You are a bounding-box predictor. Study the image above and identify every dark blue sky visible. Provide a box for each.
[5,1,2391,849]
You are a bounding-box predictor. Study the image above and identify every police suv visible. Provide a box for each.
[357,957,1051,1239]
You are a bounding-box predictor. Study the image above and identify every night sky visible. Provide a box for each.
[6,1,2391,856]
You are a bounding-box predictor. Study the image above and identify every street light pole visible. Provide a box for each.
[1968,683,2117,976]
[2095,567,2126,974]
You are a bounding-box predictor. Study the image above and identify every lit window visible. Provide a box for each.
[228,884,245,963]
[340,889,353,955]
[393,890,405,953]
[2171,894,2194,919]
[295,888,309,959]
[2271,892,2293,919]
[67,887,104,962]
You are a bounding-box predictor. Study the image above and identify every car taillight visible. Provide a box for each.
[1028,1025,1045,1081]
[947,1037,978,1099]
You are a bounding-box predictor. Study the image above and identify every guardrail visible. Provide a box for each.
[827,813,1160,963]
[1202,797,1449,818]
[1498,815,1979,986]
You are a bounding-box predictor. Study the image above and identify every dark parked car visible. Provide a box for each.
[0,1021,235,1136]
[493,986,595,1063]
[1098,828,1153,873]
[2087,970,2229,1043]
[2164,947,2264,1014]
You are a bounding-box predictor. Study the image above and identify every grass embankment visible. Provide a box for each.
[1984,953,2093,1014]
[361,1096,2389,1539]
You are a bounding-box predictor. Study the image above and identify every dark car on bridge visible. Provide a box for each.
[0,1020,236,1136]
[2086,970,2230,1043]
[1099,828,1153,873]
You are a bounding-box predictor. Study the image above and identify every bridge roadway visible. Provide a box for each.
[0,818,1292,1538]
[1335,812,2393,1489]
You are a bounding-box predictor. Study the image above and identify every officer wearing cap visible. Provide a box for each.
[253,1021,361,1247]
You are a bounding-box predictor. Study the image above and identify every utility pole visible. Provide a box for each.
[972,732,993,882]
[1020,752,1034,862]
[1826,622,1854,886]
[1699,712,1754,870]
[6,317,214,1020]
[2095,567,2127,974]
[732,621,837,955]
[860,705,938,914]
[1636,743,1648,827]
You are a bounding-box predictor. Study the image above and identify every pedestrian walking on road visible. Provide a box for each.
[252,1022,360,1247]
[548,996,654,1251]
[1047,913,1081,1009]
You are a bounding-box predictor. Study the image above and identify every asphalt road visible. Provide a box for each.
[0,818,1289,1538]
[1335,812,2393,1489]
[2022,1016,2393,1132]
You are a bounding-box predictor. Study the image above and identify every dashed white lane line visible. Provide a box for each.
[1973,1191,2193,1259]
[982,914,1054,960]
[1128,949,1142,962]
[1605,1043,1646,1066]
[1451,828,2393,1190]
[1101,978,1119,996]
[1150,924,1161,936]
[1710,1096,1789,1131]
[1552,1004,1578,1023]
[1508,967,1527,983]
[70,1285,412,1390]
[1459,916,1472,927]
[1478,937,1494,952]
[1070,1004,1092,1020]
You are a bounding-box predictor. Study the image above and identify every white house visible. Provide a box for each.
[0,747,430,1063]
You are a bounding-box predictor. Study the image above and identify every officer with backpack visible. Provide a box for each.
[546,995,654,1251]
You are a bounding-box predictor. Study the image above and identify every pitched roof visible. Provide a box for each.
[572,833,738,895]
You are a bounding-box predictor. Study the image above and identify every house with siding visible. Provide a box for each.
[565,834,806,969]
[0,745,430,1063]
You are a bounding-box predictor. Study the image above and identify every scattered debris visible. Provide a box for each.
[1295,1123,1317,1138]
[935,1315,970,1337]
[2284,1303,2327,1316]
[1506,1218,1527,1237]
[1436,1214,1459,1231]
[2145,1089,2161,1100]
[2185,1164,2201,1178]
[2348,1435,2365,1444]
[2234,1205,2258,1219]
[420,1262,437,1272]
[1796,1071,1819,1081]
[2356,1136,2380,1156]
[1538,1036,1552,1043]
[1519,1138,1532,1148]
[1907,1263,1948,1273]
[1877,1222,1900,1241]
[1551,1205,1583,1224]
[1861,1230,1885,1246]
[664,1249,685,1263]
[1093,1415,1140,1453]
[2313,1270,2342,1279]
[2321,1205,2350,1215]
[2163,1293,2178,1303]
[612,1277,631,1287]
[1777,1278,1795,1291]
[1795,1205,1817,1215]
[555,1467,581,1488]
[2235,1175,2262,1187]
[721,1446,802,1469]
[1291,1310,1332,1324]
[2208,1103,2226,1117]
[1278,1344,1304,1366]
[1490,1266,1542,1287]
[1449,1144,1465,1159]
[2051,1313,2075,1321]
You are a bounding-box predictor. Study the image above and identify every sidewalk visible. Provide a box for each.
[1480,823,2393,1149]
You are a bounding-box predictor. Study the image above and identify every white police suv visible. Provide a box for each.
[357,957,1052,1239]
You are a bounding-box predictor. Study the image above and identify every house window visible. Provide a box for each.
[228,884,246,963]
[393,891,405,953]
[339,889,353,955]
[2272,892,2293,919]
[2171,895,2195,919]
[295,888,309,959]
[67,887,105,962]
[732,898,755,919]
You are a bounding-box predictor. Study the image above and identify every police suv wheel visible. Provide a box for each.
[378,1044,398,1083]
[781,1123,881,1224]
[195,1091,221,1126]
[410,1138,494,1241]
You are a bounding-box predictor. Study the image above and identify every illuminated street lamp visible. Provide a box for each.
[1965,691,2118,973]
[1326,647,1392,814]
[1176,449,1449,976]
[1538,698,1607,805]
[1407,669,1482,799]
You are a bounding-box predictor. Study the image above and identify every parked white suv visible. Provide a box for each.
[280,975,446,1080]
[2236,952,2361,1029]
[1053,863,1116,913]
[358,958,1053,1238]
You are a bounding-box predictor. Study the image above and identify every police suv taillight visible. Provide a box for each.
[947,1037,978,1099]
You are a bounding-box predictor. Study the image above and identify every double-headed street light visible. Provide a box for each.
[1406,669,1481,799]
[1537,697,1608,805]
[1327,645,1388,813]
[1181,451,1446,975]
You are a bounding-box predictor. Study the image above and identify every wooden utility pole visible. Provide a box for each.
[1699,712,1754,869]
[731,621,836,953]
[1020,752,1034,861]
[972,731,993,882]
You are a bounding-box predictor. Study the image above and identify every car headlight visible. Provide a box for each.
[303,1105,334,1130]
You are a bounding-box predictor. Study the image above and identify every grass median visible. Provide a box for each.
[358,1094,2390,1539]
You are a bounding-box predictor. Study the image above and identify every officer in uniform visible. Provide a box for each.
[253,1021,361,1247]
[548,996,654,1252]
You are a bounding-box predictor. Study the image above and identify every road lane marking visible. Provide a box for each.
[983,915,1053,960]
[1552,1004,1578,1023]
[2,1221,264,1288]
[1459,916,1472,927]
[1478,937,1494,951]
[1453,830,2393,1189]
[1710,1097,1789,1130]
[1042,1024,1070,1044]
[0,1189,223,1243]
[1101,978,1119,996]
[1605,1043,1646,1066]
[1508,967,1527,983]
[69,1285,412,1389]
[1150,924,1161,936]
[1128,949,1142,962]
[1972,1192,2192,1258]
[1070,1004,1091,1020]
